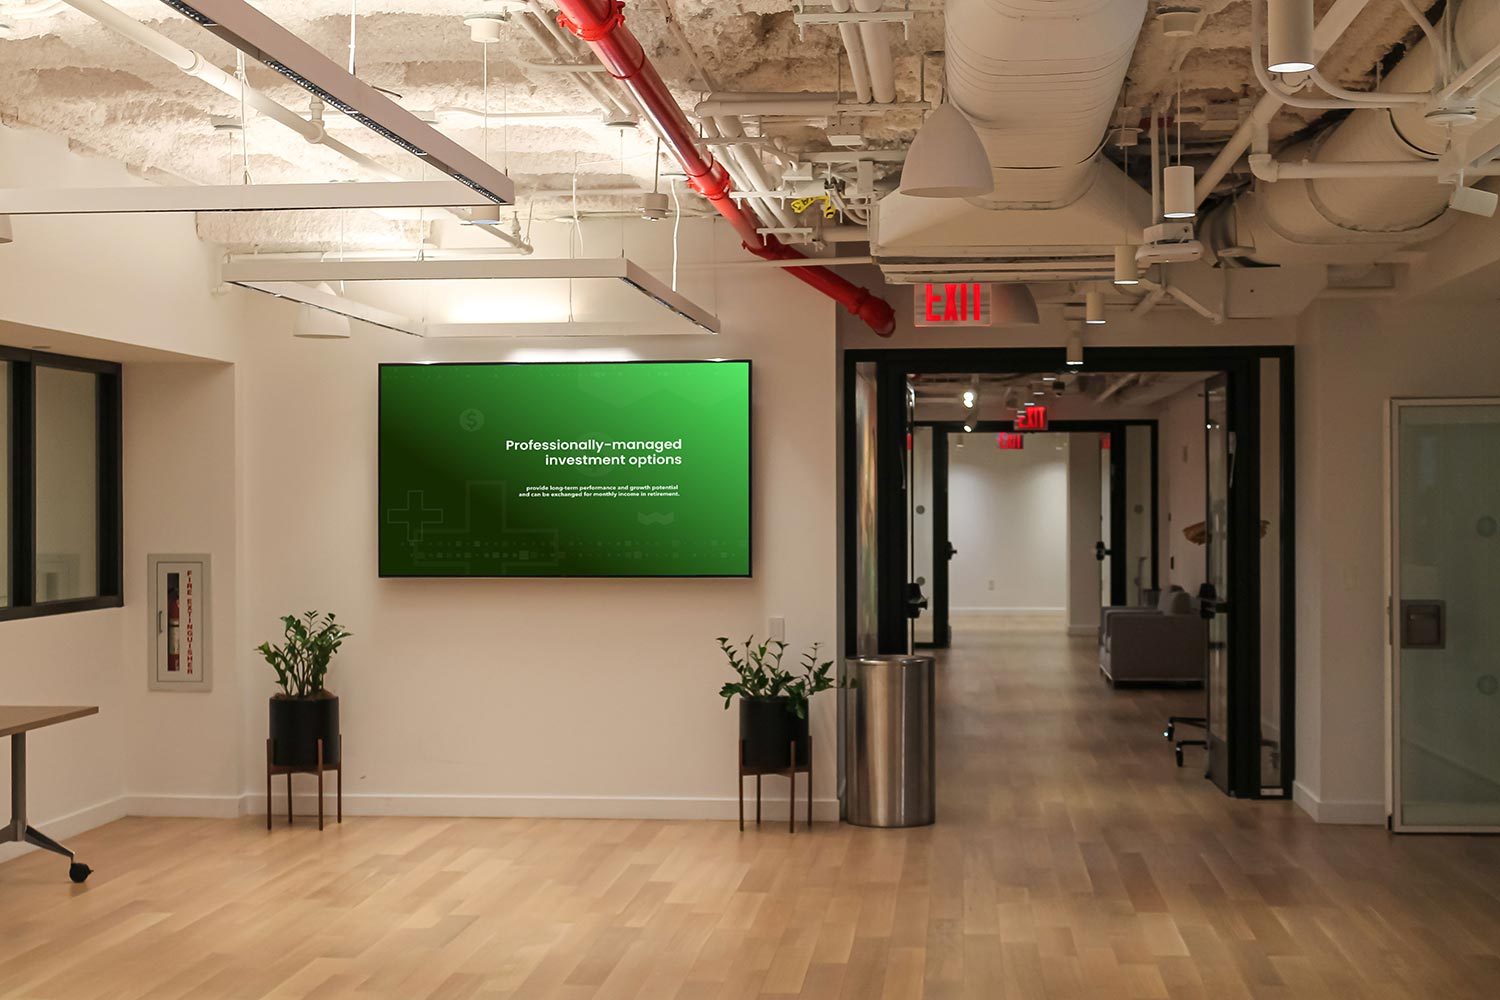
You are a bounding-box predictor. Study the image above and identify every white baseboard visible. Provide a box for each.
[123,794,245,819]
[1293,781,1385,825]
[951,607,1065,615]
[126,791,842,823]
[0,795,128,865]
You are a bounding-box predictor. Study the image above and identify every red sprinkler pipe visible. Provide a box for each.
[553,0,896,336]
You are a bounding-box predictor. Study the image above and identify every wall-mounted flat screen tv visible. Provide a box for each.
[379,360,751,578]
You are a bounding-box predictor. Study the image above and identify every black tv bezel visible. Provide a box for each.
[377,358,753,580]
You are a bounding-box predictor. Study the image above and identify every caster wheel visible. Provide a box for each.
[69,862,92,884]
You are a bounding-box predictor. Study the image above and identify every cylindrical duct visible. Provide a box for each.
[943,0,1147,208]
[853,0,896,104]
[1208,1,1500,264]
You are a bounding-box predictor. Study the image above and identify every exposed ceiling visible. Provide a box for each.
[0,0,1430,255]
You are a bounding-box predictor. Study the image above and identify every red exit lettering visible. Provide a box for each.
[919,283,987,327]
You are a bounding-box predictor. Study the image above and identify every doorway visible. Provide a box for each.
[844,347,1296,801]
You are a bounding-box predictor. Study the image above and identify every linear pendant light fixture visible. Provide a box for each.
[1266,0,1316,74]
[153,0,514,205]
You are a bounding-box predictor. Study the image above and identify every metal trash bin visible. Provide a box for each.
[844,655,935,828]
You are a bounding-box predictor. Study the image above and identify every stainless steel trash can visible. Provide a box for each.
[844,655,935,827]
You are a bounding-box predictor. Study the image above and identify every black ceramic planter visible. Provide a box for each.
[269,693,340,768]
[739,697,810,771]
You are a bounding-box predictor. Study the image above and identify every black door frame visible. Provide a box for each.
[913,419,1158,647]
[842,346,1296,800]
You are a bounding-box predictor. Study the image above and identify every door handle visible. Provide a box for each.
[944,541,957,560]
[1095,541,1111,561]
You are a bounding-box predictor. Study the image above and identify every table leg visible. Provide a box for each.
[5,733,92,882]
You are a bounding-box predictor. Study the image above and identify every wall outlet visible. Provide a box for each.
[769,616,786,641]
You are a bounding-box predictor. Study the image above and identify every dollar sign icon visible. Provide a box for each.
[459,408,485,432]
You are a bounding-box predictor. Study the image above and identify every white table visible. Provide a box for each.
[1,706,98,883]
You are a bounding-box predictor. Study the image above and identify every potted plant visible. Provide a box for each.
[256,611,351,770]
[715,636,844,771]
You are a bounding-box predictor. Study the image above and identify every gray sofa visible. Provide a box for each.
[1098,586,1206,687]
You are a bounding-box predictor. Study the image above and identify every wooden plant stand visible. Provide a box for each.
[266,736,342,831]
[739,737,812,833]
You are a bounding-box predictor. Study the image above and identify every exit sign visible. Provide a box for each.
[915,282,990,327]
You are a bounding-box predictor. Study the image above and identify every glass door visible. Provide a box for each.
[1204,375,1232,790]
[1390,399,1500,832]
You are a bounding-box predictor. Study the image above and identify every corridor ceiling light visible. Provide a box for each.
[1266,0,1316,74]
[898,103,994,199]
[1066,334,1084,367]
[0,214,12,244]
[1163,164,1196,219]
[1113,245,1140,285]
[293,283,353,339]
[1085,289,1107,325]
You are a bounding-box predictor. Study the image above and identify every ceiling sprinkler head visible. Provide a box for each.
[464,13,508,44]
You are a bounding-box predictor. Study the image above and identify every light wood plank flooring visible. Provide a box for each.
[4,619,1500,999]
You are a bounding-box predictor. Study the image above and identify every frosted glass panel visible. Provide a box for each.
[35,366,99,602]
[1396,403,1500,829]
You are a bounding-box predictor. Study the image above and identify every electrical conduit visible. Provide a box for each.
[552,0,895,334]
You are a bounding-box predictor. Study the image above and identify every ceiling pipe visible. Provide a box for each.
[853,0,896,105]
[831,0,874,105]
[1194,0,1372,206]
[60,0,533,252]
[553,0,895,335]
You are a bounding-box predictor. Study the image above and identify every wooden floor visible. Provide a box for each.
[5,619,1500,999]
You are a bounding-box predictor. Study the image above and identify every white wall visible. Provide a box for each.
[948,433,1067,612]
[232,249,842,821]
[1157,385,1207,593]
[1065,433,1102,636]
[0,125,244,862]
[1293,300,1500,824]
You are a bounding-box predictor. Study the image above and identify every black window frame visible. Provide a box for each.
[0,346,123,622]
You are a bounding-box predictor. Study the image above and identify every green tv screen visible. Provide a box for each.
[378,360,751,578]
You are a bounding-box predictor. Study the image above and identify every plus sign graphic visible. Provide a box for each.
[387,490,445,542]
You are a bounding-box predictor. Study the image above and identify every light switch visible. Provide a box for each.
[769,616,786,642]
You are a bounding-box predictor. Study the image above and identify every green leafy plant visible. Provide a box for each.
[256,611,352,698]
[715,635,848,719]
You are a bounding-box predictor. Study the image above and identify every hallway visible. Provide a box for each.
[2,624,1500,998]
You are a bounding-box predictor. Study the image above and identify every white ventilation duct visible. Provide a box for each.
[1205,2,1500,264]
[874,0,1150,282]
[946,0,1147,209]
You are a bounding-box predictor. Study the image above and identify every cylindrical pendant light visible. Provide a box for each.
[1085,290,1107,325]
[1066,334,1084,367]
[293,283,353,339]
[1113,245,1139,285]
[1267,0,1316,74]
[1163,164,1196,219]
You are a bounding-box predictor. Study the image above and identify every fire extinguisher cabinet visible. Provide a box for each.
[147,553,212,692]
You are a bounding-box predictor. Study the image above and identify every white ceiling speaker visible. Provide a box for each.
[1267,0,1315,74]
[293,283,352,339]
[1163,164,1196,219]
[899,103,994,199]
[1085,289,1107,325]
[1066,333,1085,367]
[464,13,507,44]
[1113,245,1140,285]
[0,214,13,245]
[1158,5,1201,38]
